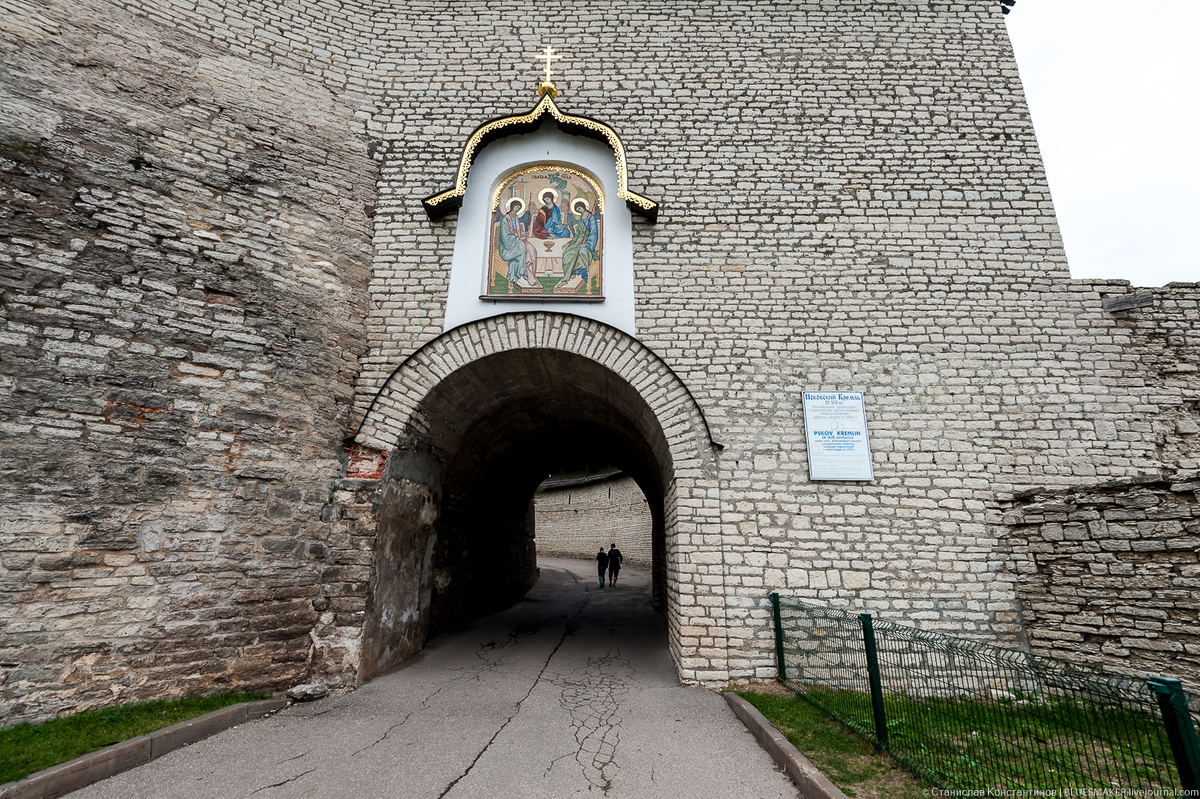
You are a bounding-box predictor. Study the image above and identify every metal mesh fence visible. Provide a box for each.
[772,595,1200,792]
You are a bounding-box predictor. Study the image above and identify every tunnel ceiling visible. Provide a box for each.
[412,348,674,503]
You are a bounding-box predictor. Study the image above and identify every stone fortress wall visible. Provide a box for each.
[534,475,654,567]
[1004,476,1200,689]
[1,0,1197,724]
[1,0,380,721]
[1002,286,1200,686]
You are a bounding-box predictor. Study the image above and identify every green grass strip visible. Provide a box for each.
[777,684,1179,790]
[0,691,272,784]
[739,690,929,799]
[746,684,1182,792]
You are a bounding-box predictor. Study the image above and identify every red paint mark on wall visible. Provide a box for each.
[345,443,387,479]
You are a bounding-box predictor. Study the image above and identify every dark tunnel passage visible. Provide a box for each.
[359,348,675,682]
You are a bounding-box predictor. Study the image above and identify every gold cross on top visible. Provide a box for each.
[537,46,563,83]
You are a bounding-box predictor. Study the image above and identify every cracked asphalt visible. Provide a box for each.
[67,558,800,798]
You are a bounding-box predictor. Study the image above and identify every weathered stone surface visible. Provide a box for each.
[285,683,329,702]
[1003,479,1200,689]
[535,475,653,567]
[0,0,375,724]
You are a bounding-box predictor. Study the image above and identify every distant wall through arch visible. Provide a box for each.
[535,474,654,567]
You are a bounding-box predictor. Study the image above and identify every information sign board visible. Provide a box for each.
[802,391,875,481]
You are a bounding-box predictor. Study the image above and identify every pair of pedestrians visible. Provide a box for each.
[595,543,622,587]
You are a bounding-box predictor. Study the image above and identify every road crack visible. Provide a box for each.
[274,750,309,765]
[552,650,633,794]
[349,679,458,758]
[436,622,575,798]
[249,767,316,794]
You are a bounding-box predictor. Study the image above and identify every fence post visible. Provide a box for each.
[770,593,787,682]
[1148,677,1200,792]
[859,612,888,752]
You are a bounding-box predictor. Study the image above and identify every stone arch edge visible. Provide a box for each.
[350,311,722,456]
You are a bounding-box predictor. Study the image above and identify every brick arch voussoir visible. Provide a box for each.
[353,313,718,464]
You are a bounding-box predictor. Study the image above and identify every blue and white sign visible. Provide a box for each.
[802,391,874,481]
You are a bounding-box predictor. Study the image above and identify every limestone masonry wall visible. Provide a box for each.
[1100,285,1200,472]
[1003,478,1200,691]
[999,285,1200,689]
[535,476,653,567]
[0,0,376,721]
[1,0,1197,721]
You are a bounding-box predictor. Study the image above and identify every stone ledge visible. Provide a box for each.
[724,692,851,799]
[1102,292,1156,313]
[0,698,288,799]
[1010,474,1168,502]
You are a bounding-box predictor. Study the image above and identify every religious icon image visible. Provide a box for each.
[486,166,603,298]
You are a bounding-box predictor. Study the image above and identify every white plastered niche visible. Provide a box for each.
[442,120,636,335]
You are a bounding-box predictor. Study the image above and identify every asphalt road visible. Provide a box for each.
[68,557,799,798]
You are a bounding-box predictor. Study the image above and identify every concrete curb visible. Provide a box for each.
[724,692,852,799]
[0,698,289,799]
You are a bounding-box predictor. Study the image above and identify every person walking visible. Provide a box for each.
[595,546,609,587]
[607,543,623,587]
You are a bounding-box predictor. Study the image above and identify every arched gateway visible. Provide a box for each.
[349,312,724,683]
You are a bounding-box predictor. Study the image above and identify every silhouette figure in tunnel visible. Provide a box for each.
[607,543,622,586]
[596,546,609,587]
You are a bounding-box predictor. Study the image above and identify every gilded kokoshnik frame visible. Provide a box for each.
[485,165,605,300]
[421,90,657,223]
